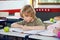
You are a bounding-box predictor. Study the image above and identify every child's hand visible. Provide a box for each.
[22,25,32,31]
[22,27,30,31]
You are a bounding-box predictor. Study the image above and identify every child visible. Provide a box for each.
[11,5,45,31]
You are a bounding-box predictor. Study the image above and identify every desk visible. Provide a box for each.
[0,29,28,37]
[29,35,60,40]
[0,29,60,40]
[43,20,55,27]
[0,29,29,40]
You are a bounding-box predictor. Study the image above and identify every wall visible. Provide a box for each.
[0,0,30,10]
[34,0,60,8]
[0,0,30,18]
[38,5,60,8]
[0,0,60,18]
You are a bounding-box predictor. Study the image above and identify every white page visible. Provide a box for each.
[1,28,57,36]
[9,28,45,34]
[10,28,23,33]
[38,30,56,36]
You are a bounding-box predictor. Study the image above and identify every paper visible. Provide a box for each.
[10,28,23,33]
[38,30,56,36]
[0,28,57,36]
[23,30,45,34]
[9,28,57,36]
[10,28,45,34]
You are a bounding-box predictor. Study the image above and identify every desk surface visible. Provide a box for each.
[0,29,60,40]
[29,35,59,40]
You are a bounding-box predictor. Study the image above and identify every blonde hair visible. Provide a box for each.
[20,5,36,19]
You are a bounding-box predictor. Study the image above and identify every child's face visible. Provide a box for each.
[23,16,33,22]
[22,13,33,23]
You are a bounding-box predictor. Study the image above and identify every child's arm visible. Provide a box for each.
[11,22,45,30]
[22,19,45,30]
[11,22,24,28]
[21,25,45,31]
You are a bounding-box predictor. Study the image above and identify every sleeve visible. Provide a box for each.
[36,18,45,26]
[16,21,24,25]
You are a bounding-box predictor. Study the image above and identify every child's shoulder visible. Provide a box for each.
[36,18,42,22]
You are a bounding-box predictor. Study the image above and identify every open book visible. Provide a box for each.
[8,28,56,36]
[9,28,44,34]
[2,28,57,36]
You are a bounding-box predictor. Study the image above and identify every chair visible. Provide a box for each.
[0,17,7,29]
